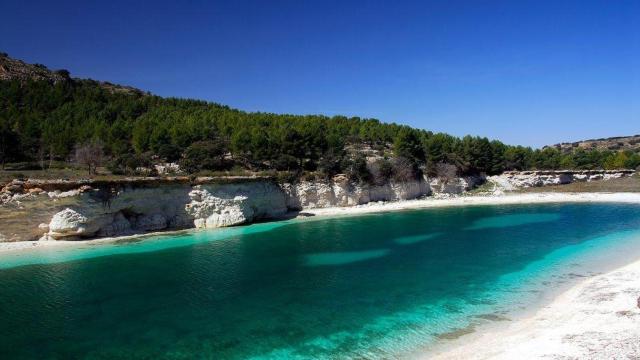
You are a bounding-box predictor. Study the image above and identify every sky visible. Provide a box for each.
[1,0,638,147]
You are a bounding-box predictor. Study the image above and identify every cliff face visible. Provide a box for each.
[488,170,636,191]
[0,175,483,242]
[1,170,634,243]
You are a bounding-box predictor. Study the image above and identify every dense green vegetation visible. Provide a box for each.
[1,79,638,181]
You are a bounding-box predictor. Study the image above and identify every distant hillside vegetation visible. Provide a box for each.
[547,135,640,153]
[1,52,638,180]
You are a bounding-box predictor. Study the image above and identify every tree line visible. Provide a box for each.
[1,79,638,181]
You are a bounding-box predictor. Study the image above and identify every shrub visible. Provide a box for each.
[367,158,393,186]
[75,140,104,175]
[276,171,300,184]
[344,155,371,183]
[435,162,458,184]
[179,140,227,173]
[272,154,300,171]
[317,150,344,178]
[157,143,181,162]
[391,157,417,182]
[107,153,151,175]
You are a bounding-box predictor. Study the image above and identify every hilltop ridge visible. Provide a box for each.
[546,135,640,153]
[0,52,143,95]
[1,53,639,179]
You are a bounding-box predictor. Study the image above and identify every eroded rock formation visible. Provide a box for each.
[1,170,635,243]
[2,175,472,242]
[488,170,635,191]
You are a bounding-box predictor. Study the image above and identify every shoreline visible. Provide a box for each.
[0,228,198,255]
[299,191,640,218]
[426,258,640,359]
[1,191,639,357]
[2,192,640,255]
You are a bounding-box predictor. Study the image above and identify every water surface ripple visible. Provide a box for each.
[2,203,640,359]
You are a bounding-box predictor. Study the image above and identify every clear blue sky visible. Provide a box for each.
[1,0,638,147]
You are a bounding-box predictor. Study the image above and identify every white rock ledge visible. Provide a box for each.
[0,170,634,242]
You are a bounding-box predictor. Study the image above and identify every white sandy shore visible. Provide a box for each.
[300,191,640,218]
[0,229,194,254]
[427,259,640,359]
[2,192,640,255]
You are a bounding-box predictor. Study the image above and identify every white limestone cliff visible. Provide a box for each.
[186,182,288,228]
[488,170,635,191]
[1,174,494,242]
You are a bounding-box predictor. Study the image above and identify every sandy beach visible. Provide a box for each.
[427,259,640,359]
[300,191,640,218]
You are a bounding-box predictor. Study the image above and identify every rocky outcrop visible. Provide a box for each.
[186,182,287,228]
[0,53,143,95]
[547,135,640,153]
[0,54,68,83]
[47,208,93,240]
[2,169,635,242]
[1,174,486,242]
[489,170,635,191]
[282,176,436,209]
[428,175,485,195]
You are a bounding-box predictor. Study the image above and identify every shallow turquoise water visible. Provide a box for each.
[1,203,640,359]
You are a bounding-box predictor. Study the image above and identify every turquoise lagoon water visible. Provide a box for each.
[1,203,640,359]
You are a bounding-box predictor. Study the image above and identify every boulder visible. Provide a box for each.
[47,208,107,239]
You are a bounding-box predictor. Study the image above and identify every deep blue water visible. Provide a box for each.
[1,203,640,359]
